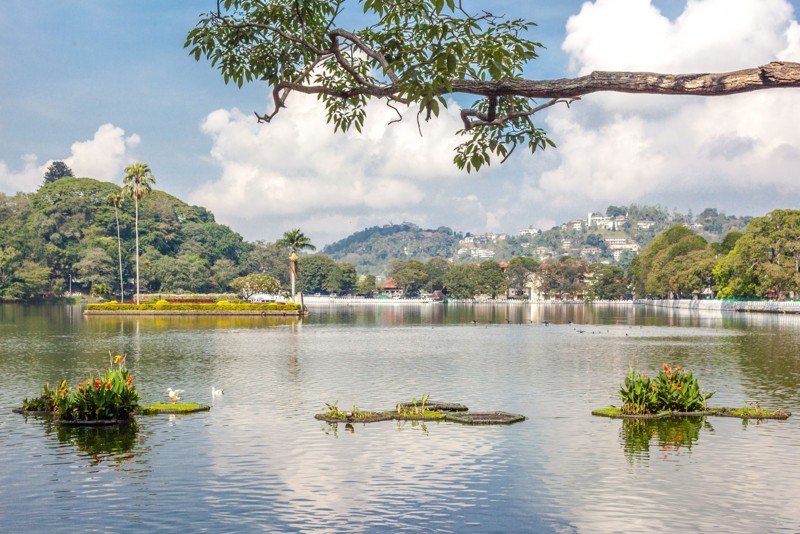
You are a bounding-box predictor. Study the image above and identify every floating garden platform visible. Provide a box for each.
[138,403,211,415]
[592,406,791,420]
[314,412,394,423]
[315,399,525,426]
[444,411,527,425]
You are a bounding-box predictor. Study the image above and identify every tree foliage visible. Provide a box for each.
[586,263,627,301]
[42,161,74,186]
[297,253,356,294]
[187,1,800,170]
[628,225,714,299]
[231,272,281,298]
[0,177,249,299]
[277,228,316,254]
[714,210,800,299]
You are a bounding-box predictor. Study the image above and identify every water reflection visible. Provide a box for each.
[47,420,143,468]
[620,417,714,462]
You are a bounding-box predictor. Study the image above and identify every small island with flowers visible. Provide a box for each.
[593,363,790,420]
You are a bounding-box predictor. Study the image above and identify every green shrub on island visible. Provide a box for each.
[22,380,65,412]
[87,301,302,311]
[619,363,715,415]
[54,354,140,422]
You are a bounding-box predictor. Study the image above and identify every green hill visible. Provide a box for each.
[0,176,247,299]
[322,223,462,275]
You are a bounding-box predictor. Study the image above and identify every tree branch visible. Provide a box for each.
[447,61,800,98]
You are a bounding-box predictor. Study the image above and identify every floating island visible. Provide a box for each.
[592,406,791,420]
[315,398,525,426]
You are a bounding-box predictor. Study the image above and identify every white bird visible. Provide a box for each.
[166,388,185,404]
[212,386,224,398]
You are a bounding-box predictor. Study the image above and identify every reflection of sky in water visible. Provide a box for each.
[1,303,800,532]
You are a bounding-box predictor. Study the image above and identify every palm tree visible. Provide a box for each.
[121,163,156,304]
[277,229,316,302]
[106,192,125,303]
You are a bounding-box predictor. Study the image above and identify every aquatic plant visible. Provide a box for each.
[619,363,714,414]
[619,370,659,415]
[55,353,140,422]
[21,380,65,412]
[322,401,346,419]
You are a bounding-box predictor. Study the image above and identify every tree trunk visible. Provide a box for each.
[115,208,124,303]
[289,251,298,302]
[135,198,140,305]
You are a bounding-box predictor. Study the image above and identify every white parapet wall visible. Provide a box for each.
[635,299,800,314]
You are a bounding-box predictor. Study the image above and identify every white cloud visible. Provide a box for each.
[65,123,140,182]
[0,123,139,194]
[0,153,41,193]
[511,0,800,225]
[189,97,489,243]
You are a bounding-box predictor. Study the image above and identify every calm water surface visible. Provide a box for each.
[1,302,799,532]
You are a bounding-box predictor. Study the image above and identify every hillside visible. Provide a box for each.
[323,206,751,275]
[322,223,462,275]
[0,176,248,299]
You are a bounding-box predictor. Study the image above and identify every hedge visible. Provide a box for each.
[87,302,302,312]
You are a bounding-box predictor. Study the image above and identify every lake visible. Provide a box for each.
[1,302,799,532]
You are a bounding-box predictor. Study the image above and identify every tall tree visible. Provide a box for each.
[277,229,316,301]
[714,210,800,299]
[387,260,428,297]
[122,163,156,304]
[506,256,538,297]
[42,161,74,186]
[106,192,125,302]
[187,1,800,171]
[628,225,711,299]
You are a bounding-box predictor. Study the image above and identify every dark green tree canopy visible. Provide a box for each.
[187,1,800,171]
[714,210,800,299]
[277,228,316,254]
[42,161,74,186]
[628,225,713,299]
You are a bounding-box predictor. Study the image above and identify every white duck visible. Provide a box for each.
[212,386,224,398]
[166,387,185,404]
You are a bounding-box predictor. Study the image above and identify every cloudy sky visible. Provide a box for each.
[2,0,800,246]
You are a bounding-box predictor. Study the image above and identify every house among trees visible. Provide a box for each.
[381,278,403,298]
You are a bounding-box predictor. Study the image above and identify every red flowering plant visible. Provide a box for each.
[55,353,139,422]
[652,363,714,413]
[619,363,714,414]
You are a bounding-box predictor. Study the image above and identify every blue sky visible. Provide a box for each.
[2,1,800,245]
